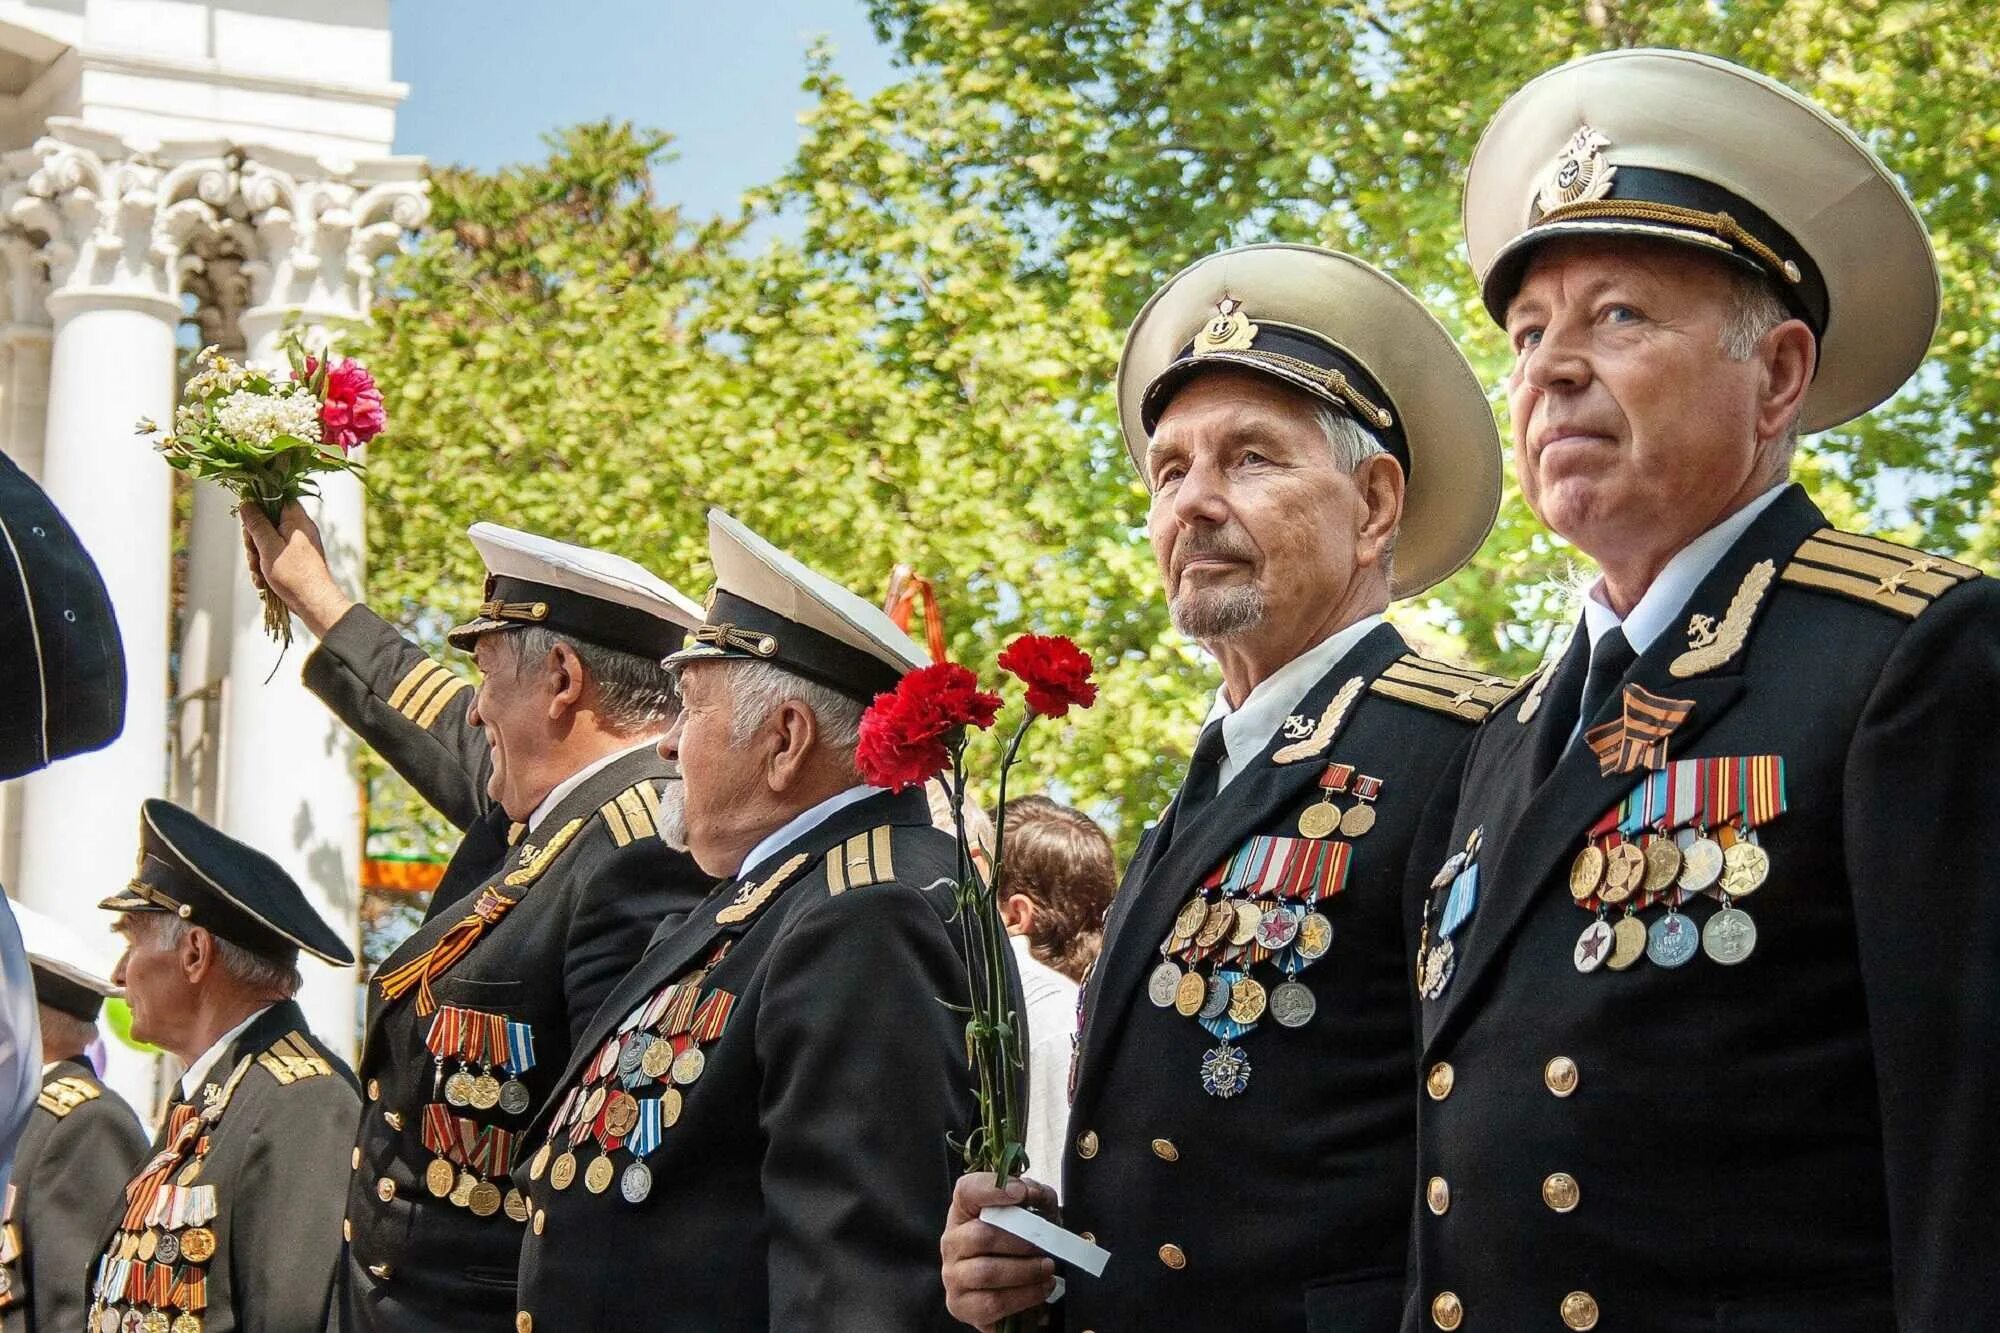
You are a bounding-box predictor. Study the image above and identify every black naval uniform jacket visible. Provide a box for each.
[86,1002,358,1333]
[1405,485,2000,1332]
[514,787,982,1332]
[301,606,712,1331]
[1062,622,1515,1332]
[0,1061,146,1333]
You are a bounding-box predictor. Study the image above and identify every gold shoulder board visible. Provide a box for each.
[1368,653,1518,724]
[1780,528,1980,620]
[256,1032,333,1086]
[36,1076,101,1117]
[386,658,470,730]
[825,826,898,896]
[600,782,664,849]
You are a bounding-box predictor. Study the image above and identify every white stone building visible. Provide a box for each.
[0,0,425,1108]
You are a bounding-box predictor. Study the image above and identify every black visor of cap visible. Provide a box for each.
[447,574,684,659]
[32,963,105,1022]
[1485,165,1829,337]
[1138,321,1411,481]
[667,589,905,704]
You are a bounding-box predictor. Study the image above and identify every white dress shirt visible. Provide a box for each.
[1008,935,1079,1199]
[736,784,884,882]
[1578,485,1789,656]
[528,738,660,834]
[178,1004,272,1102]
[1199,614,1387,791]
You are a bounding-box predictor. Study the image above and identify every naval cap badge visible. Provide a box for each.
[1192,296,1257,356]
[1536,124,1617,218]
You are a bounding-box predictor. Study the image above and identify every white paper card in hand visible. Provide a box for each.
[979,1204,1111,1277]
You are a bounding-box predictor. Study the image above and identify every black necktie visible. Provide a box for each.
[1576,628,1638,740]
[1174,720,1230,831]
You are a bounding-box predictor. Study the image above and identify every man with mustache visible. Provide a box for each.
[1406,50,1999,1331]
[242,508,712,1330]
[941,244,1508,1330]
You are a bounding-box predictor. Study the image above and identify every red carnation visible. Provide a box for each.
[997,634,1097,719]
[300,356,386,453]
[855,662,1002,793]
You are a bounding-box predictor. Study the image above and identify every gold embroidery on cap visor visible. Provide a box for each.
[1178,308,1395,432]
[1533,198,1805,286]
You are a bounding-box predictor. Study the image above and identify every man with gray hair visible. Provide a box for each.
[241,507,713,1331]
[512,509,984,1331]
[944,244,1511,1330]
[90,799,359,1333]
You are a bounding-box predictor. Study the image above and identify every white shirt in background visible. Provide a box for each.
[1009,934,1079,1198]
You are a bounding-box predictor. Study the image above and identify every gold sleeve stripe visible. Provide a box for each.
[1779,564,1932,619]
[401,668,457,724]
[601,798,634,848]
[634,781,662,825]
[1792,538,1967,598]
[616,789,655,839]
[1812,527,1980,579]
[413,676,469,729]
[1369,678,1493,722]
[1390,655,1504,684]
[1381,660,1512,698]
[826,846,848,896]
[871,825,895,883]
[387,659,446,711]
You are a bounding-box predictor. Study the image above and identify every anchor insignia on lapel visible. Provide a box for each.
[1670,559,1774,678]
[1273,676,1365,764]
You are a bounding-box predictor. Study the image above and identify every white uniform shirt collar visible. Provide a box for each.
[736,784,882,883]
[178,1004,271,1101]
[528,738,657,834]
[1581,485,1788,656]
[1200,613,1386,792]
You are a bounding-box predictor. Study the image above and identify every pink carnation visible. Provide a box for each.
[304,357,386,453]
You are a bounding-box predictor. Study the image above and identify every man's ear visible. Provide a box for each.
[182,925,215,985]
[763,699,820,794]
[1354,452,1406,572]
[1757,318,1816,449]
[545,641,588,720]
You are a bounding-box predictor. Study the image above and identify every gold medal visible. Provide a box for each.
[640,1037,674,1080]
[583,1155,615,1195]
[449,1168,477,1209]
[1227,976,1267,1024]
[443,1070,475,1107]
[662,1086,684,1127]
[178,1228,216,1263]
[1295,912,1334,961]
[529,1143,552,1181]
[1642,836,1682,895]
[469,1074,503,1111]
[143,1312,169,1333]
[1195,901,1234,949]
[118,1232,140,1261]
[1720,841,1770,898]
[1296,801,1340,840]
[1600,843,1646,905]
[1606,915,1647,971]
[1228,900,1260,947]
[1569,846,1606,902]
[670,1048,706,1086]
[503,1188,531,1223]
[426,1157,456,1198]
[175,1161,201,1187]
[581,1085,608,1124]
[172,1316,202,1333]
[137,1229,158,1262]
[549,1152,578,1191]
[1173,970,1207,1016]
[1172,898,1208,942]
[468,1181,503,1218]
[603,1091,640,1139]
[1339,803,1376,838]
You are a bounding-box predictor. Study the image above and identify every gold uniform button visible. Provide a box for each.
[1542,1172,1581,1213]
[1150,1138,1179,1162]
[342,1218,352,1243]
[1562,1290,1600,1329]
[533,1210,545,1235]
[1544,1056,1579,1097]
[375,1177,396,1203]
[384,1110,405,1131]
[516,1314,532,1333]
[351,1146,362,1170]
[1426,1176,1450,1215]
[1431,1290,1464,1330]
[366,1079,380,1101]
[1426,1062,1455,1100]
[1076,1130,1099,1159]
[1157,1243,1186,1270]
[368,1263,392,1281]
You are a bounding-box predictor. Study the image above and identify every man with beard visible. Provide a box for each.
[942,244,1508,1330]
[1406,49,1999,1331]
[512,510,983,1331]
[90,800,359,1333]
[241,507,712,1330]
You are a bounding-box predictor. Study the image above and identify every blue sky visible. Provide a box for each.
[389,2,899,220]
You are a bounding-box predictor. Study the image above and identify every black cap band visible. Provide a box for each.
[449,574,684,659]
[1488,166,1828,336]
[32,964,103,1022]
[666,590,905,703]
[1139,319,1411,480]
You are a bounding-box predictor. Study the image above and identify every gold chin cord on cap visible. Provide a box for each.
[126,879,193,919]
[475,598,550,623]
[691,623,779,658]
[1536,199,1805,284]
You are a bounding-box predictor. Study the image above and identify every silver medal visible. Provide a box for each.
[1646,910,1700,968]
[1270,980,1316,1028]
[1146,960,1183,1008]
[1572,918,1614,973]
[1198,973,1232,1021]
[620,1159,653,1204]
[1701,905,1758,965]
[498,1079,532,1116]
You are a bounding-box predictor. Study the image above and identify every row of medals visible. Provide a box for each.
[94,1304,204,1333]
[92,1213,216,1333]
[1569,825,1770,971]
[440,1061,533,1117]
[424,1155,528,1222]
[528,1026,709,1206]
[1147,894,1333,1032]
